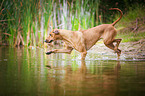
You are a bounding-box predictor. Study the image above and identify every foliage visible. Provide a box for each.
[0,0,99,46]
[0,0,145,46]
[117,31,145,42]
[115,4,145,27]
[115,4,145,42]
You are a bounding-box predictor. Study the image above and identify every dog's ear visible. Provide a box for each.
[53,30,59,35]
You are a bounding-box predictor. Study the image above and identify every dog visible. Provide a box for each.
[45,8,123,60]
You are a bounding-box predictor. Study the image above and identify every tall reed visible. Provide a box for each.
[1,0,100,47]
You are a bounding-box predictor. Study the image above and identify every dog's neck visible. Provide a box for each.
[59,29,73,38]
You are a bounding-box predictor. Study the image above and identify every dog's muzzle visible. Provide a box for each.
[44,40,53,43]
[48,40,53,43]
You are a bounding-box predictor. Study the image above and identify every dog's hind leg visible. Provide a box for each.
[113,39,122,53]
[104,41,115,50]
[113,39,122,58]
[81,51,87,60]
[104,39,121,59]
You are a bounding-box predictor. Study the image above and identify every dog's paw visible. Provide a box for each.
[46,51,52,55]
[115,49,121,53]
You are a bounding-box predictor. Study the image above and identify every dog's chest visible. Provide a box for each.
[64,40,73,47]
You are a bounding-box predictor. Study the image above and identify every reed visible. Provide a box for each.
[1,0,100,47]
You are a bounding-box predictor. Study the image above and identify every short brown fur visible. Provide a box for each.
[45,8,123,60]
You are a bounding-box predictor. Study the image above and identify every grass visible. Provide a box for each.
[1,0,100,47]
[115,4,145,42]
[1,1,144,46]
[117,31,145,42]
[115,4,145,27]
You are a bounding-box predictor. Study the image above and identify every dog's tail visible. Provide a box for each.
[109,8,123,26]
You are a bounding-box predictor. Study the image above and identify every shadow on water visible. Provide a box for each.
[0,46,145,96]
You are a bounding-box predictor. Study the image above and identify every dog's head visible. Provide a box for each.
[45,29,62,43]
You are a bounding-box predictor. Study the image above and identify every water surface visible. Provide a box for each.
[0,46,145,96]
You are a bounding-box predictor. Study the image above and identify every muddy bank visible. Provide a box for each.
[89,39,145,59]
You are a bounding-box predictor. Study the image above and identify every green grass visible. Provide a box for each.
[1,1,144,46]
[1,0,100,47]
[117,31,145,42]
[115,4,145,27]
[115,4,145,42]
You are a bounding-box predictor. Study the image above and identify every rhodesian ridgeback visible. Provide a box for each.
[45,8,123,60]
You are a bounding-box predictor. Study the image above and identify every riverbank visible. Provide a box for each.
[89,39,145,59]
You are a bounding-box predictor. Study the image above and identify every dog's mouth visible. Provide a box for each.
[48,40,53,43]
[44,39,54,43]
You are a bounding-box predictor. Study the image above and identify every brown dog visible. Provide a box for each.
[45,8,123,60]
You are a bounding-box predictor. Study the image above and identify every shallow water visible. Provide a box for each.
[0,46,145,96]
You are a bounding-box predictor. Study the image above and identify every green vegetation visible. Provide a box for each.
[119,4,145,23]
[0,0,99,46]
[117,32,145,42]
[0,0,145,46]
[116,4,145,42]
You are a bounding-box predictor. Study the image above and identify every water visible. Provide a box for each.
[0,46,145,96]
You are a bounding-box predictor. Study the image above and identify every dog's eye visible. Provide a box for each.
[49,34,51,36]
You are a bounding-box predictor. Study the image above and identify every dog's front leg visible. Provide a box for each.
[81,51,87,60]
[46,47,73,55]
